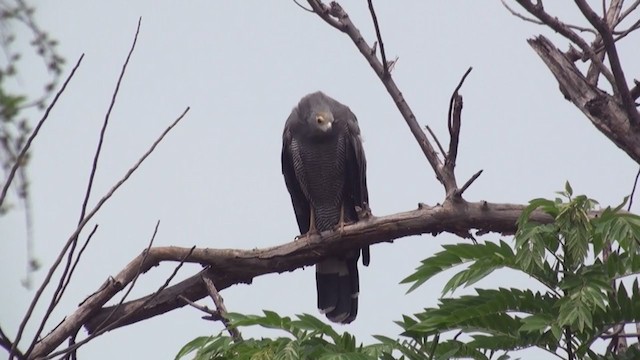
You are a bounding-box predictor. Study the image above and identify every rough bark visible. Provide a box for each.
[29,200,551,358]
[528,35,640,164]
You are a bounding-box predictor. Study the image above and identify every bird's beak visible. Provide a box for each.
[316,114,332,132]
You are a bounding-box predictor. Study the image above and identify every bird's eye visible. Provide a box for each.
[316,116,323,124]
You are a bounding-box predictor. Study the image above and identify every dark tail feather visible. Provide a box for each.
[316,257,359,324]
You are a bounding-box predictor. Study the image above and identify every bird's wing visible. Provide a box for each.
[345,111,369,207]
[282,110,311,235]
[345,110,371,266]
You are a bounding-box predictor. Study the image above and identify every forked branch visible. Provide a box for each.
[306,0,480,198]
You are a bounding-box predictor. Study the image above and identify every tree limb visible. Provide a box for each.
[528,35,640,165]
[70,200,553,342]
[306,0,474,198]
[202,272,242,342]
[574,0,640,125]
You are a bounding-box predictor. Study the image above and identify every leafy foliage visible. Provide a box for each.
[180,187,640,359]
[175,311,392,360]
[401,186,640,359]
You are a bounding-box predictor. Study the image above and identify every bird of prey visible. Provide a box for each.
[281,91,370,324]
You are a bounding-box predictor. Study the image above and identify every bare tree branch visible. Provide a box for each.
[80,201,555,337]
[7,54,85,360]
[87,221,160,336]
[628,167,640,211]
[48,18,144,319]
[1,326,24,360]
[40,247,196,360]
[202,272,243,342]
[306,0,462,196]
[444,67,473,176]
[585,0,623,85]
[178,295,221,320]
[425,125,446,157]
[574,0,640,125]
[19,107,189,360]
[367,0,388,77]
[292,0,313,13]
[512,0,617,87]
[0,54,84,208]
[528,36,640,165]
[501,0,596,34]
[616,0,640,26]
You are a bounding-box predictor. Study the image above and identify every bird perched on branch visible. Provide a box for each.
[281,91,370,324]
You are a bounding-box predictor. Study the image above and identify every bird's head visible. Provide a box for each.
[310,111,334,133]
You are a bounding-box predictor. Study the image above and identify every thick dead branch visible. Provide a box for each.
[513,0,617,87]
[528,36,640,165]
[77,201,553,339]
[574,0,640,125]
[444,67,473,195]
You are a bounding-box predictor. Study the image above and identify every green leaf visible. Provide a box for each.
[565,181,573,197]
[519,314,553,333]
[175,336,214,359]
[402,241,515,293]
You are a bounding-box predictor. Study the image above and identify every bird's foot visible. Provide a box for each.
[295,229,320,241]
[355,202,373,220]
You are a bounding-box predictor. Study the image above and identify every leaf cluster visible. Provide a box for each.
[176,311,392,360]
[399,183,640,359]
[178,185,640,359]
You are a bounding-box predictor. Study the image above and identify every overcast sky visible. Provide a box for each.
[2,1,639,359]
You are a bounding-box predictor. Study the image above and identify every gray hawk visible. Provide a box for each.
[281,91,370,324]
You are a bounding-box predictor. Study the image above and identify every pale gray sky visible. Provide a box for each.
[2,1,639,359]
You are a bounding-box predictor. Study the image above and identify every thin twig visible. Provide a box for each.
[178,295,221,320]
[602,332,640,339]
[27,18,143,356]
[0,54,84,208]
[425,125,446,157]
[90,220,160,335]
[632,80,640,100]
[22,107,189,359]
[367,0,388,77]
[458,170,484,197]
[586,0,623,85]
[306,0,343,31]
[307,0,453,192]
[42,247,196,360]
[445,67,472,174]
[628,167,640,211]
[292,0,313,12]
[7,54,84,360]
[0,326,24,359]
[616,0,640,26]
[62,330,79,360]
[202,271,243,342]
[501,0,596,34]
[513,0,617,87]
[613,18,640,43]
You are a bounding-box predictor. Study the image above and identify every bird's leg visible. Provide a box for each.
[308,206,317,234]
[296,207,318,240]
[337,203,346,235]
